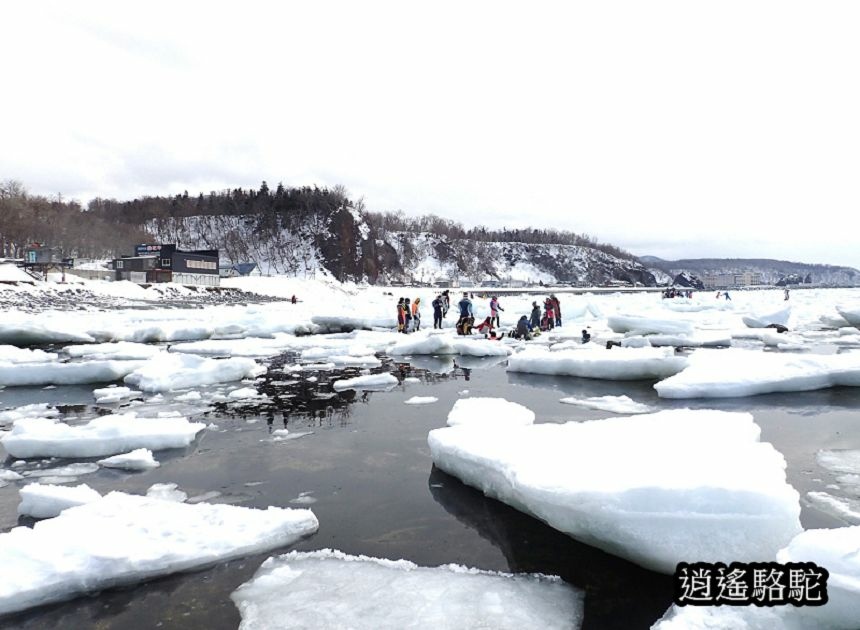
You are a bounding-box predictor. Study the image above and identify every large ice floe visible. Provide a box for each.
[507,346,688,380]
[124,353,265,392]
[231,549,583,630]
[836,306,860,330]
[607,315,694,336]
[742,305,791,329]
[652,526,860,630]
[0,359,145,388]
[1,412,205,458]
[446,397,535,428]
[0,491,319,616]
[429,404,801,573]
[654,348,860,398]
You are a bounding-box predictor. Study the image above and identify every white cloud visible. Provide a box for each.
[1,0,859,267]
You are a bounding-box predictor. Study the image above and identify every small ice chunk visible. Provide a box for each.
[403,377,420,384]
[447,398,535,429]
[124,353,265,392]
[231,550,583,630]
[174,390,203,402]
[332,373,398,391]
[0,404,60,426]
[146,483,188,503]
[97,448,160,471]
[93,386,142,404]
[559,395,653,414]
[0,469,24,482]
[18,483,101,519]
[24,463,99,479]
[404,396,438,405]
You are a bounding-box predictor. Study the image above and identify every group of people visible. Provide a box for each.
[394,292,563,341]
[662,288,693,299]
[396,297,423,333]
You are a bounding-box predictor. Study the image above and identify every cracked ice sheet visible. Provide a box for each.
[0,491,319,616]
[429,408,801,574]
[231,550,583,630]
[654,348,860,398]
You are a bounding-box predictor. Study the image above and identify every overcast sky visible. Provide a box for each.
[2,1,859,267]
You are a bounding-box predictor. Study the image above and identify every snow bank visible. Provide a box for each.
[559,395,653,414]
[231,549,582,630]
[97,448,160,471]
[332,373,398,391]
[124,353,265,392]
[0,263,35,283]
[429,408,801,573]
[1,413,205,459]
[447,397,535,429]
[18,483,101,519]
[654,348,860,398]
[508,347,688,381]
[0,359,144,387]
[0,491,319,616]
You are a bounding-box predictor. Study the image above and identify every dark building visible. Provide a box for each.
[112,244,220,287]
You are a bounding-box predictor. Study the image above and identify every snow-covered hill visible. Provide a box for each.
[643,257,860,287]
[145,215,657,286]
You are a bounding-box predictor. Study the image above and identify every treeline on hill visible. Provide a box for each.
[0,180,150,259]
[1,179,640,281]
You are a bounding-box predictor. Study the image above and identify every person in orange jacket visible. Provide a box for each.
[411,297,421,331]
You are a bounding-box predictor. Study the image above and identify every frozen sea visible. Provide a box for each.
[1,281,860,629]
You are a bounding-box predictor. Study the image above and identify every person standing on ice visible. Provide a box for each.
[784,288,790,300]
[432,295,444,329]
[442,290,450,317]
[544,298,555,330]
[411,297,421,331]
[396,298,406,333]
[404,298,413,332]
[457,293,473,335]
[724,291,731,300]
[550,294,561,327]
[529,301,541,330]
[489,296,504,327]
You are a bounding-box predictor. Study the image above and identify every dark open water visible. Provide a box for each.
[1,354,859,629]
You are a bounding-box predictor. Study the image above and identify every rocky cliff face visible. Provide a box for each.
[147,215,657,285]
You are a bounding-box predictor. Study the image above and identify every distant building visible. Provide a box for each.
[701,272,763,289]
[219,262,257,278]
[112,244,219,287]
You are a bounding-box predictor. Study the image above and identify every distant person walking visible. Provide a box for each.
[489,296,504,328]
[442,290,450,317]
[784,288,790,301]
[723,291,731,300]
[411,297,421,331]
[432,295,444,329]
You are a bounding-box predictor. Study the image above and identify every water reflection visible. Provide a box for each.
[426,466,672,630]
